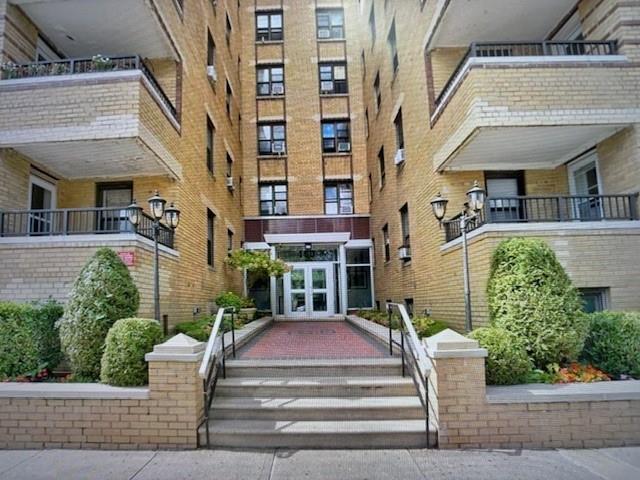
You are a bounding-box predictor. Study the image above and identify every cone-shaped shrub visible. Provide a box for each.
[57,248,139,380]
[100,318,163,386]
[487,238,587,369]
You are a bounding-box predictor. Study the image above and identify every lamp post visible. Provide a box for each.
[127,191,180,324]
[430,181,486,332]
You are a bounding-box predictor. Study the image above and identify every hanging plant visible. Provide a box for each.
[226,249,290,278]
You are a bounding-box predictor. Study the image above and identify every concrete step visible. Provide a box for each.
[199,419,436,449]
[215,376,416,397]
[224,358,402,378]
[210,396,425,421]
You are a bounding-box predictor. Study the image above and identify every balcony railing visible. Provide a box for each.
[0,207,175,249]
[0,55,177,120]
[443,193,639,243]
[435,40,619,107]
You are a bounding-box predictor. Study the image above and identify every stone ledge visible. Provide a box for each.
[0,382,149,400]
[487,380,640,404]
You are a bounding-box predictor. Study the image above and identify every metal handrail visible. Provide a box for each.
[197,307,237,448]
[386,302,434,448]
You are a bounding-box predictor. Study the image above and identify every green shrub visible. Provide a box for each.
[214,291,244,311]
[487,238,587,368]
[100,318,163,386]
[175,317,213,342]
[240,296,256,308]
[412,317,449,338]
[57,248,140,381]
[469,327,532,385]
[582,311,640,378]
[0,301,63,379]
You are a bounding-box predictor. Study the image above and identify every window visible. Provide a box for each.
[382,224,390,262]
[225,13,232,47]
[347,247,373,309]
[257,65,284,96]
[226,80,232,117]
[378,147,386,186]
[256,11,283,41]
[388,21,399,72]
[325,182,353,215]
[368,173,373,203]
[258,123,286,155]
[207,209,215,267]
[580,288,609,313]
[322,120,350,153]
[259,183,288,216]
[316,9,344,39]
[207,30,216,69]
[365,108,369,138]
[206,116,214,173]
[319,62,347,94]
[394,108,404,150]
[227,229,234,252]
[368,6,376,44]
[405,298,414,317]
[400,203,410,249]
[361,50,366,78]
[374,72,381,112]
[226,153,233,178]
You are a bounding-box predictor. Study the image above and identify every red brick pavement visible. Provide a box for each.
[238,321,388,359]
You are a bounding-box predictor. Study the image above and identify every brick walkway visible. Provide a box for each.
[238,321,388,359]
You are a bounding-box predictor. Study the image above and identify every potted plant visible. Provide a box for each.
[214,291,243,319]
[239,296,257,321]
[91,54,113,72]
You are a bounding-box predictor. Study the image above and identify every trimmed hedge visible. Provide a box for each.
[57,248,139,381]
[582,311,640,378]
[356,310,449,338]
[469,327,532,385]
[100,318,163,386]
[487,238,587,368]
[0,301,63,379]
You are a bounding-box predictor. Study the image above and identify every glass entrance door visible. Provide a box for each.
[284,263,334,318]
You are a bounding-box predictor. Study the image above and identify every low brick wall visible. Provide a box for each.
[0,335,203,450]
[426,330,640,449]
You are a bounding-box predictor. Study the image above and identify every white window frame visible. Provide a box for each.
[568,151,602,196]
[28,175,57,210]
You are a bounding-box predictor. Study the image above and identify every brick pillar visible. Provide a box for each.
[145,333,205,449]
[424,329,488,448]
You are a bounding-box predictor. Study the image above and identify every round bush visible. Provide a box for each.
[582,311,640,378]
[57,248,139,381]
[100,318,163,386]
[487,238,587,368]
[469,327,532,385]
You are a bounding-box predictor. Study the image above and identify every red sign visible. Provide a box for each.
[118,251,135,266]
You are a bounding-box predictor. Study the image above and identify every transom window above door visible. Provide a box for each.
[319,63,348,94]
[325,182,353,215]
[257,65,284,96]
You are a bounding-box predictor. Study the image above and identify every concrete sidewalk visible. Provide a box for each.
[0,447,638,480]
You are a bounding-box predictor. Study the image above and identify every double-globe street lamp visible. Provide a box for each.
[127,190,180,325]
[430,181,486,332]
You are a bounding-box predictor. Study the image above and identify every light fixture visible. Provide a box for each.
[430,192,449,222]
[305,243,312,250]
[126,200,143,227]
[466,181,486,212]
[164,202,181,230]
[147,190,166,220]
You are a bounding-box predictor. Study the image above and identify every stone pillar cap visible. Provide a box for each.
[425,329,487,359]
[145,334,205,362]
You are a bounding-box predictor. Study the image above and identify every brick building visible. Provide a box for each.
[0,0,638,328]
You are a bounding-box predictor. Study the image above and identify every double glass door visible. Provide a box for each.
[284,263,334,317]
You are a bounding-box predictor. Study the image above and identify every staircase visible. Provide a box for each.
[198,357,436,449]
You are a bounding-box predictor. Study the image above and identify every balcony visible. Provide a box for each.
[0,207,175,249]
[443,193,639,243]
[0,55,181,179]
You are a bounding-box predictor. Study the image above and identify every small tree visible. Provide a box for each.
[57,248,139,380]
[226,249,290,278]
[487,238,587,369]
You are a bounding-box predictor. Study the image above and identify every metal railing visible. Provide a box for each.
[197,307,237,448]
[436,40,618,106]
[386,303,433,448]
[0,207,175,249]
[443,193,639,242]
[0,55,177,119]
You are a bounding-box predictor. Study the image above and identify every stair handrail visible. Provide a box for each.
[386,302,434,448]
[197,306,237,448]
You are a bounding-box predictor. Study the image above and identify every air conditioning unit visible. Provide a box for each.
[272,142,286,154]
[318,29,331,39]
[339,204,354,214]
[337,142,351,153]
[320,81,334,93]
[398,246,411,260]
[271,84,284,95]
[394,148,405,165]
[226,176,234,190]
[207,65,217,82]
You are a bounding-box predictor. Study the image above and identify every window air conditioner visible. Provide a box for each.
[272,142,286,154]
[207,65,217,82]
[271,84,284,95]
[226,176,234,190]
[394,148,405,165]
[337,142,351,152]
[398,247,411,260]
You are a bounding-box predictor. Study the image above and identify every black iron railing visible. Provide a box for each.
[443,193,639,242]
[0,55,177,119]
[0,207,175,249]
[436,40,618,107]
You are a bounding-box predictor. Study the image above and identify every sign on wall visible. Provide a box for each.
[118,251,135,266]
